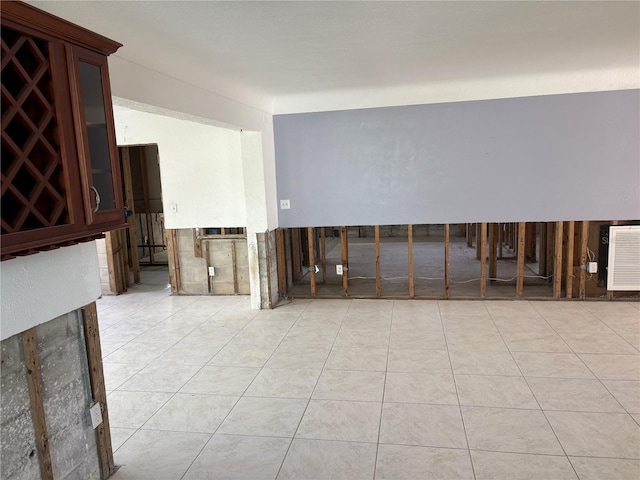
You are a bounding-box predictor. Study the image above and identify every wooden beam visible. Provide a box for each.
[608,220,619,299]
[291,228,301,281]
[539,223,548,276]
[308,227,316,297]
[553,221,564,299]
[375,225,381,297]
[489,223,497,283]
[82,303,116,480]
[231,240,238,294]
[104,231,118,294]
[444,223,450,299]
[516,222,526,298]
[466,223,473,248]
[276,229,287,297]
[578,221,589,299]
[172,229,181,293]
[264,232,273,305]
[120,147,140,284]
[138,147,155,264]
[408,224,414,298]
[321,227,327,284]
[341,226,349,297]
[565,221,575,298]
[192,229,202,258]
[480,222,487,298]
[22,328,53,480]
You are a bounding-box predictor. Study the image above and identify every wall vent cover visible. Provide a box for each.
[607,226,640,291]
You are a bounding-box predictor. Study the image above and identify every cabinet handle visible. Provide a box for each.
[90,186,101,212]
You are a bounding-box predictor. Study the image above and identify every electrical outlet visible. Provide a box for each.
[336,265,343,275]
[171,203,178,213]
[208,266,215,276]
[587,262,598,274]
[280,199,290,210]
[89,403,103,429]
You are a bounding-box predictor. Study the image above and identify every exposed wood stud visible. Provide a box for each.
[565,221,575,298]
[276,229,287,297]
[264,232,273,305]
[291,229,300,281]
[231,240,238,294]
[308,227,316,297]
[375,225,381,297]
[172,229,181,293]
[104,231,118,294]
[489,223,497,284]
[192,229,202,258]
[408,224,414,298]
[82,303,116,479]
[546,223,554,282]
[466,223,473,248]
[120,147,140,283]
[205,241,211,293]
[444,224,450,300]
[539,223,548,276]
[321,227,327,284]
[553,221,564,299]
[578,221,589,299]
[121,229,131,288]
[341,226,349,297]
[608,220,619,299]
[139,147,155,264]
[22,328,53,480]
[480,223,487,298]
[516,222,526,297]
[164,228,177,293]
[476,223,481,260]
[498,223,503,259]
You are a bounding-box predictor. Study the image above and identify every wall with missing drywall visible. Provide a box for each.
[274,89,640,227]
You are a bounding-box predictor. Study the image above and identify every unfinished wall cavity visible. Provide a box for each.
[1,311,100,480]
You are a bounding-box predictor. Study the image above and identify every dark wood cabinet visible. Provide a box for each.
[1,1,124,258]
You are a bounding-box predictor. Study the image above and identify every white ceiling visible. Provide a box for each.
[29,1,640,112]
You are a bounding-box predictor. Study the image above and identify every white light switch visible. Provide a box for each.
[89,403,103,429]
[280,199,290,210]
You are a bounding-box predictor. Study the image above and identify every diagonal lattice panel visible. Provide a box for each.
[1,26,69,234]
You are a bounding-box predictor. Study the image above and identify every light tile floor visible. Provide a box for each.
[99,270,640,480]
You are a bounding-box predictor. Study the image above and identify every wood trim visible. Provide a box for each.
[565,221,575,299]
[307,228,316,297]
[444,224,450,299]
[578,221,589,299]
[553,221,563,299]
[22,328,53,480]
[82,303,115,479]
[2,1,122,55]
[480,223,487,298]
[516,222,526,298]
[408,224,414,298]
[341,226,349,297]
[375,225,381,297]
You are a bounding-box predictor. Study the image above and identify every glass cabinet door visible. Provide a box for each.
[69,46,123,226]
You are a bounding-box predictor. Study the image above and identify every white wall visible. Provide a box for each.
[114,107,247,229]
[108,57,279,232]
[0,242,101,341]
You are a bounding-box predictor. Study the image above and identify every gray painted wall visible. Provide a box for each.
[274,90,640,227]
